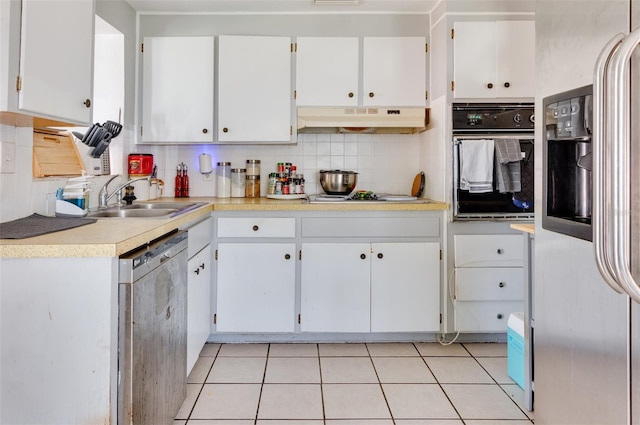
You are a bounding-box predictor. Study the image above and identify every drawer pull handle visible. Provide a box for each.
[252,225,259,231]
[499,282,505,288]
[369,92,375,98]
[497,313,504,320]
[348,92,354,98]
[194,268,200,275]
[497,249,503,254]
[360,253,367,260]
[200,263,205,270]
[377,253,383,259]
[202,128,208,134]
[83,98,92,108]
[504,82,511,88]
[284,253,291,260]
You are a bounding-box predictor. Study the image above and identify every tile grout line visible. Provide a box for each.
[253,343,271,425]
[184,343,221,424]
[365,343,397,425]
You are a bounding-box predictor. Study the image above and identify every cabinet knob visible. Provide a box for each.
[83,99,91,108]
[360,253,367,260]
[202,128,208,134]
[223,127,229,133]
[497,313,504,320]
[487,83,494,89]
[284,253,291,260]
[348,92,354,98]
[497,249,503,254]
[504,82,511,88]
[368,92,375,98]
[377,253,383,259]
[498,281,505,288]
[252,225,259,231]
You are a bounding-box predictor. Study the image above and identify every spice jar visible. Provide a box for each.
[245,175,260,198]
[246,159,261,176]
[216,161,231,198]
[231,168,246,198]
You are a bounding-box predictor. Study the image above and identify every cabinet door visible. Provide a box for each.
[300,243,370,332]
[216,243,295,332]
[452,21,497,99]
[296,37,359,107]
[218,36,292,143]
[496,21,535,98]
[187,245,212,376]
[371,242,440,332]
[18,0,94,124]
[362,37,427,106]
[141,37,214,143]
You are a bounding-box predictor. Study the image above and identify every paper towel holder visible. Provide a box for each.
[199,153,213,175]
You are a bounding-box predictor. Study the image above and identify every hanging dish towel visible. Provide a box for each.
[460,139,494,193]
[495,139,522,193]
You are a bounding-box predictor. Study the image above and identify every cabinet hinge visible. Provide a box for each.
[140,126,143,137]
[215,249,218,260]
[425,43,429,53]
[299,250,302,260]
[213,313,217,324]
[293,89,297,100]
[291,42,297,53]
[451,81,455,92]
[451,28,455,39]
[290,126,293,136]
[440,249,443,260]
[425,90,428,100]
[298,314,301,324]
[16,76,21,91]
[140,43,144,53]
[440,313,443,324]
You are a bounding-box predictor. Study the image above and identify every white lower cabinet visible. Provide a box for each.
[300,241,440,333]
[454,234,524,332]
[187,245,212,374]
[215,242,296,332]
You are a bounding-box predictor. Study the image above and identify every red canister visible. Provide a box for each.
[128,154,153,176]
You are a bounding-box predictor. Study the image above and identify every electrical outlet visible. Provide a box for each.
[203,173,213,181]
[0,141,16,173]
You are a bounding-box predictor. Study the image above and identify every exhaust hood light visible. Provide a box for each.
[314,0,360,5]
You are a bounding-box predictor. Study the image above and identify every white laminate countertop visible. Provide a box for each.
[1,197,448,258]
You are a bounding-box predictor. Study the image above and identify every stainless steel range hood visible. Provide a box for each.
[297,107,429,134]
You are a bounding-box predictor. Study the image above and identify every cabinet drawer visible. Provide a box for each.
[217,217,295,238]
[455,300,522,332]
[188,217,213,258]
[454,234,523,267]
[302,217,440,238]
[456,267,524,301]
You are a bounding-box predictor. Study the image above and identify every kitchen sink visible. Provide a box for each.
[88,201,207,219]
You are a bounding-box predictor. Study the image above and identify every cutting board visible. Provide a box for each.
[32,131,84,177]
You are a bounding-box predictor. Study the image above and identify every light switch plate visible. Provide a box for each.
[0,141,16,173]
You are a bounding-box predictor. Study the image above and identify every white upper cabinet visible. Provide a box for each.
[218,35,293,143]
[141,36,214,143]
[362,37,427,107]
[295,37,359,107]
[17,0,94,124]
[453,20,535,99]
[296,36,427,107]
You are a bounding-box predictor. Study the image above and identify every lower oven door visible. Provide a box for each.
[453,135,535,220]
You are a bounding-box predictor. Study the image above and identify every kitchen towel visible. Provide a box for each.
[0,213,97,239]
[495,139,522,193]
[460,139,494,193]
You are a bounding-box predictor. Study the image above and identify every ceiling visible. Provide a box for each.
[124,0,441,14]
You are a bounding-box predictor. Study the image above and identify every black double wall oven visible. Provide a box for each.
[453,103,535,221]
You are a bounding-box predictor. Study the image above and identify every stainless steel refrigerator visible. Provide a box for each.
[535,0,640,424]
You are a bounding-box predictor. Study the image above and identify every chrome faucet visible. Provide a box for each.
[98,175,151,209]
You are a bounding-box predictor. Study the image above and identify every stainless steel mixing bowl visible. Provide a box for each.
[319,170,358,195]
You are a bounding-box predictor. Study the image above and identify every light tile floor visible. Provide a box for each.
[175,342,534,425]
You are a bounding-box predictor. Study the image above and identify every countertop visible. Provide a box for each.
[0,197,448,258]
[510,223,535,234]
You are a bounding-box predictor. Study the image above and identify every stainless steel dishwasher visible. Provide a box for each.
[117,230,188,425]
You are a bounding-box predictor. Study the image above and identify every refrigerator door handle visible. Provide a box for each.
[607,27,640,303]
[593,32,626,294]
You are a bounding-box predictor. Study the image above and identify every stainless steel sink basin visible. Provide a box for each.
[88,201,207,219]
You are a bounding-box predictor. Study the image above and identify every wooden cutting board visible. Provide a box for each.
[32,130,84,177]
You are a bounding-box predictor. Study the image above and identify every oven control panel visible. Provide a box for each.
[453,104,535,132]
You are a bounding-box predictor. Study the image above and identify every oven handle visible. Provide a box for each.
[592,32,625,295]
[605,28,640,303]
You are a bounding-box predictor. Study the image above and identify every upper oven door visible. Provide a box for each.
[453,134,535,220]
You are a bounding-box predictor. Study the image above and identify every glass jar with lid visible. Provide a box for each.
[245,175,260,198]
[246,159,261,177]
[216,161,231,198]
[231,168,246,197]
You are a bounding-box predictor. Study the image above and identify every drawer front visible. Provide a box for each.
[302,217,440,238]
[456,300,523,332]
[456,267,524,301]
[188,217,213,258]
[454,234,523,267]
[217,217,296,238]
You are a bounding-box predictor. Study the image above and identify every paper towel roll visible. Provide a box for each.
[199,153,213,174]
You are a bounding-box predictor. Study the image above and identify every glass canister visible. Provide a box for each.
[216,161,231,198]
[245,175,260,198]
[231,168,246,198]
[246,159,261,177]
